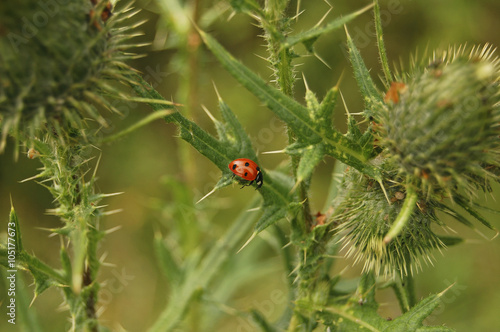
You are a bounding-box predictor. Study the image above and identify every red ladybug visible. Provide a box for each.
[228,158,263,189]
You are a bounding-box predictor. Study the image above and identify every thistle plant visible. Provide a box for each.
[0,1,154,331]
[380,45,500,199]
[1,0,500,331]
[334,45,500,278]
[0,0,142,154]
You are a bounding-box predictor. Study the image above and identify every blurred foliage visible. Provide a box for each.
[1,0,500,331]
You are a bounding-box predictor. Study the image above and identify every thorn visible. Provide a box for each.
[262,149,285,154]
[201,105,218,123]
[227,10,236,22]
[19,174,42,183]
[105,225,122,235]
[314,51,331,69]
[315,1,333,28]
[212,81,222,101]
[237,232,257,253]
[302,72,310,91]
[292,8,306,22]
[339,90,351,116]
[254,53,269,63]
[377,179,391,205]
[335,70,345,89]
[93,153,102,179]
[295,0,301,22]
[438,282,456,297]
[102,209,123,216]
[196,187,216,204]
[344,24,350,38]
[29,295,37,308]
[288,263,301,277]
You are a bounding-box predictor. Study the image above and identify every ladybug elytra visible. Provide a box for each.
[228,158,263,189]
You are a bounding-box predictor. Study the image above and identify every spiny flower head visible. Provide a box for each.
[0,0,142,153]
[379,45,500,197]
[333,164,445,278]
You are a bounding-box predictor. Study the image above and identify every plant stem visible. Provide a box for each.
[34,138,101,331]
[262,2,313,231]
[403,271,417,308]
[83,265,98,332]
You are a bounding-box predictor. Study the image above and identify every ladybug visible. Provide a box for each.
[228,158,263,189]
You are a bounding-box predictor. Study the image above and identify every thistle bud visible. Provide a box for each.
[0,1,140,152]
[333,165,444,277]
[380,45,500,197]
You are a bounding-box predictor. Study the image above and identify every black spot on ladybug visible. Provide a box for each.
[244,172,248,176]
[256,167,260,171]
[244,162,250,166]
[232,164,237,170]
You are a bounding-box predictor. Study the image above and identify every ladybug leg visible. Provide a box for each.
[231,174,244,188]
[241,180,254,189]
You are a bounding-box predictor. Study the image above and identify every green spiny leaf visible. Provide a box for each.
[296,144,324,183]
[132,74,294,210]
[346,115,364,142]
[316,85,338,129]
[454,195,495,230]
[282,4,374,51]
[9,202,23,253]
[254,205,288,234]
[27,263,59,299]
[322,275,455,332]
[60,245,72,281]
[436,235,464,247]
[131,74,238,172]
[20,277,44,331]
[434,202,475,229]
[387,286,454,332]
[373,0,393,84]
[17,251,66,285]
[199,29,320,142]
[218,99,256,159]
[199,30,382,179]
[323,160,348,211]
[305,88,320,113]
[345,26,385,120]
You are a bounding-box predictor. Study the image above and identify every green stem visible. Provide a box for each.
[286,314,300,332]
[391,280,410,313]
[403,264,417,308]
[264,2,313,231]
[406,276,417,308]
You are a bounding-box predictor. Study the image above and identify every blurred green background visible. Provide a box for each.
[1,0,500,331]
